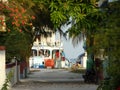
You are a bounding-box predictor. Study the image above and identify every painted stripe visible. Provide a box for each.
[0,46,5,50]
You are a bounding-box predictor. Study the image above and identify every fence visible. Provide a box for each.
[0,46,28,90]
[6,62,20,87]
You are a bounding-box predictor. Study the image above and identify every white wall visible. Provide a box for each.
[82,52,87,68]
[0,47,6,89]
[56,31,85,59]
[63,38,84,59]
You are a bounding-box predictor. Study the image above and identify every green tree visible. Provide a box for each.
[0,0,35,62]
[31,0,103,66]
[5,30,31,62]
[95,1,120,89]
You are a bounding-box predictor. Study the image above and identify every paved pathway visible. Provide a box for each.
[12,68,98,90]
[26,68,84,82]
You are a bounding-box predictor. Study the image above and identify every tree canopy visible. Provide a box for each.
[0,1,120,89]
[0,0,35,61]
[0,0,104,64]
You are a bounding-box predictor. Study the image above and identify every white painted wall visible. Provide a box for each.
[63,38,84,59]
[56,31,85,59]
[82,52,87,68]
[0,48,6,89]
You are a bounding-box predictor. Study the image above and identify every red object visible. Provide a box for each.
[62,57,65,61]
[19,29,22,32]
[31,16,35,19]
[20,61,27,74]
[56,51,59,58]
[6,63,15,68]
[0,46,5,50]
[44,59,54,68]
[117,86,120,90]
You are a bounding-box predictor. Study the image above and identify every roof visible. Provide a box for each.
[32,45,63,51]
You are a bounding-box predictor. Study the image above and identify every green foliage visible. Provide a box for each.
[48,0,98,29]
[95,1,120,89]
[5,30,32,62]
[0,2,119,90]
[97,79,112,90]
[50,11,67,28]
[0,0,35,62]
[1,70,13,90]
[31,0,54,30]
[1,0,100,62]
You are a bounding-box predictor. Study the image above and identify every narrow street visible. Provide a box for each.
[12,69,98,90]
